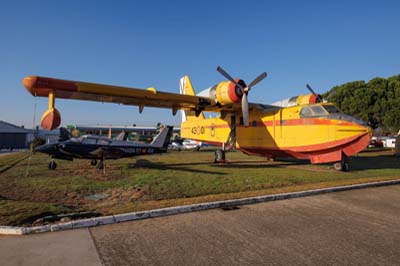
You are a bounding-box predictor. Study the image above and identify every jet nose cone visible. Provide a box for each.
[35,145,45,153]
[35,144,52,154]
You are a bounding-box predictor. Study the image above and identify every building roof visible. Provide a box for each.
[0,120,32,134]
[75,125,180,134]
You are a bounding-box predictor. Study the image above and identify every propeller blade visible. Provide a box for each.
[306,84,323,102]
[242,93,249,127]
[247,72,267,91]
[216,66,245,90]
[306,84,317,95]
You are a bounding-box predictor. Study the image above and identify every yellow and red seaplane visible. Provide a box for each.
[23,67,372,171]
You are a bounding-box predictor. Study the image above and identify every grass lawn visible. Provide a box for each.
[0,151,28,169]
[0,149,399,226]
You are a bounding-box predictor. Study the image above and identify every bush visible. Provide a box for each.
[29,138,46,150]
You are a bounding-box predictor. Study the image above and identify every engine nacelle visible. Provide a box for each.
[271,93,323,108]
[197,79,246,106]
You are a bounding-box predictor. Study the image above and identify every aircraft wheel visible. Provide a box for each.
[333,162,343,171]
[90,159,97,166]
[334,161,350,172]
[97,161,104,170]
[48,160,57,170]
[214,149,225,163]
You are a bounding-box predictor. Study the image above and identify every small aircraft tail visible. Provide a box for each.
[59,127,72,141]
[150,125,174,149]
[179,75,204,122]
[114,131,129,141]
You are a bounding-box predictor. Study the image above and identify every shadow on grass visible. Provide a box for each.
[350,155,400,171]
[19,152,399,175]
[213,158,309,169]
[132,159,226,175]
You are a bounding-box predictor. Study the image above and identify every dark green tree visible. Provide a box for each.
[324,75,400,133]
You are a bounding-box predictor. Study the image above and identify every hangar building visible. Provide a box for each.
[0,120,33,150]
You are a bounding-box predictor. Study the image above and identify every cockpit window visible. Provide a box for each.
[71,136,84,143]
[299,104,367,125]
[310,106,328,116]
[300,107,313,117]
[323,105,342,114]
[300,105,329,117]
[82,137,97,144]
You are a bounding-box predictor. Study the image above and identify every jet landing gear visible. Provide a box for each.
[48,159,57,170]
[89,159,104,171]
[334,153,350,172]
[96,160,104,170]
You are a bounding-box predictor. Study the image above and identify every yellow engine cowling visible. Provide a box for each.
[214,79,246,105]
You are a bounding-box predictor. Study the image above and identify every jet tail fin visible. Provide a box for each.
[114,131,128,141]
[150,126,174,149]
[59,127,72,141]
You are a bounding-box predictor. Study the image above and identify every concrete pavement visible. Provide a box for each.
[0,228,102,266]
[1,185,399,265]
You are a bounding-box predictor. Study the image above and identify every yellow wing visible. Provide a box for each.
[22,76,218,111]
[23,75,257,130]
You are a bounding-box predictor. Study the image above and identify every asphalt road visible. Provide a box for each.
[1,185,399,266]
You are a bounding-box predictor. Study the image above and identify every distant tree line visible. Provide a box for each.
[324,75,400,133]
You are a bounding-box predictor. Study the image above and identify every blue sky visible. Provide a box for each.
[1,0,399,128]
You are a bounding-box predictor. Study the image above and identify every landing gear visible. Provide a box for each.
[48,159,57,170]
[96,160,104,170]
[214,115,235,164]
[214,149,226,163]
[90,159,97,166]
[334,154,350,172]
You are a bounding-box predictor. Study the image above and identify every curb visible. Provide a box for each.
[1,179,399,235]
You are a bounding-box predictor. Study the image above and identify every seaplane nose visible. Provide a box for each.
[367,126,373,137]
[357,122,372,137]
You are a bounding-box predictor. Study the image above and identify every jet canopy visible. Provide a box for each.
[71,135,111,145]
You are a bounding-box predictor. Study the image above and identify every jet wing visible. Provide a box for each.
[22,76,250,113]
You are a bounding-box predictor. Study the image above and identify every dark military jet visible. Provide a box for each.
[36,126,173,170]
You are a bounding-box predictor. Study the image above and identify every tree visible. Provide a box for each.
[324,75,400,133]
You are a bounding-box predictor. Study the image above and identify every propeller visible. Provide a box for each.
[217,66,267,126]
[306,84,323,102]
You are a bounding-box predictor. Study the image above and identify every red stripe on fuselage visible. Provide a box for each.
[183,118,356,130]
